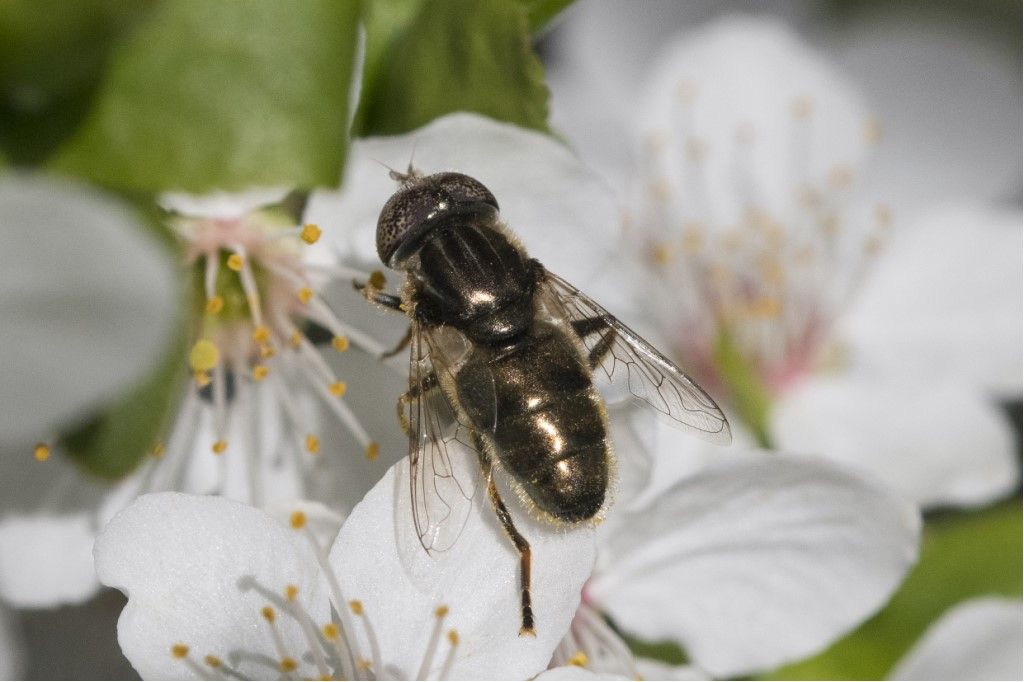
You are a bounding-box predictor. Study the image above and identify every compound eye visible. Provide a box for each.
[376,187,441,265]
[434,172,499,211]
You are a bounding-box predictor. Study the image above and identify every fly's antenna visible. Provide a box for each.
[372,153,423,187]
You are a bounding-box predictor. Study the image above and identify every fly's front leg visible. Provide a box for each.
[571,316,617,370]
[396,372,439,436]
[474,436,535,637]
[354,270,403,312]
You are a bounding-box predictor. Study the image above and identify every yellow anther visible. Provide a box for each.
[791,95,814,119]
[680,225,705,254]
[151,442,166,458]
[194,370,211,388]
[205,296,224,315]
[648,178,671,203]
[279,657,297,673]
[227,253,244,271]
[875,203,893,228]
[298,287,314,304]
[348,600,363,615]
[259,344,275,359]
[648,243,672,266]
[252,325,270,344]
[447,630,459,646]
[748,298,782,318]
[285,585,299,601]
[305,434,320,455]
[211,440,228,455]
[357,659,372,672]
[368,270,386,289]
[434,605,449,618]
[365,442,379,461]
[828,165,855,188]
[189,339,220,372]
[289,330,303,348]
[33,443,50,462]
[865,116,884,144]
[331,335,349,352]
[300,224,322,244]
[568,650,589,667]
[261,606,276,623]
[252,365,269,381]
[328,381,347,397]
[322,623,339,640]
[290,510,307,530]
[171,643,190,659]
[204,655,222,668]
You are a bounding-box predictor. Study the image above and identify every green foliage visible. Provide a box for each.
[60,330,187,481]
[50,0,359,192]
[713,330,774,448]
[0,0,155,164]
[514,0,576,30]
[765,499,1023,680]
[354,0,551,136]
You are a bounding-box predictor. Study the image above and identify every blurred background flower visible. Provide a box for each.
[0,0,1018,679]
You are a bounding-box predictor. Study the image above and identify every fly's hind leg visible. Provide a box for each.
[571,316,617,370]
[381,324,413,359]
[396,372,439,436]
[473,435,535,637]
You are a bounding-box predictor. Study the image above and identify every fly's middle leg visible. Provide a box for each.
[396,372,439,436]
[474,436,535,637]
[571,316,617,370]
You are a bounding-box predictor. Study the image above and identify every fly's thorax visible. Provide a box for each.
[406,218,537,343]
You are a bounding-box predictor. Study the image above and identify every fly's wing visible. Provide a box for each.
[540,269,732,445]
[404,322,484,555]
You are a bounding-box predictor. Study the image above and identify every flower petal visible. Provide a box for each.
[840,203,1023,396]
[0,176,177,444]
[329,453,597,680]
[95,493,329,680]
[889,598,1023,681]
[772,376,1019,509]
[158,187,291,219]
[305,113,622,301]
[537,665,630,681]
[589,451,920,677]
[635,16,871,229]
[0,448,110,607]
[0,605,25,680]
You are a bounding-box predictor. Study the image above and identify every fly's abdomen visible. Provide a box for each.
[494,392,609,523]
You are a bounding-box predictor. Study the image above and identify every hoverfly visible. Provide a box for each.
[356,168,731,636]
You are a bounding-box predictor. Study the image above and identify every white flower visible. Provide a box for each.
[96,455,596,680]
[889,597,1023,680]
[551,15,1020,510]
[0,175,176,608]
[0,181,402,608]
[550,409,921,679]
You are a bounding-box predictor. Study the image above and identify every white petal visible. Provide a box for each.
[636,16,871,229]
[635,657,708,681]
[772,376,1019,509]
[835,7,1020,209]
[0,175,177,444]
[0,605,25,680]
[841,203,1023,396]
[890,598,1023,681]
[158,187,291,218]
[95,493,329,680]
[329,453,597,680]
[536,665,629,681]
[590,451,920,677]
[305,113,622,302]
[0,447,110,607]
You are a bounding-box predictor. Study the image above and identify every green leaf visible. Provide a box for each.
[0,0,155,165]
[514,0,575,30]
[713,330,773,448]
[50,0,359,192]
[354,0,550,136]
[60,327,187,480]
[765,499,1023,680]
